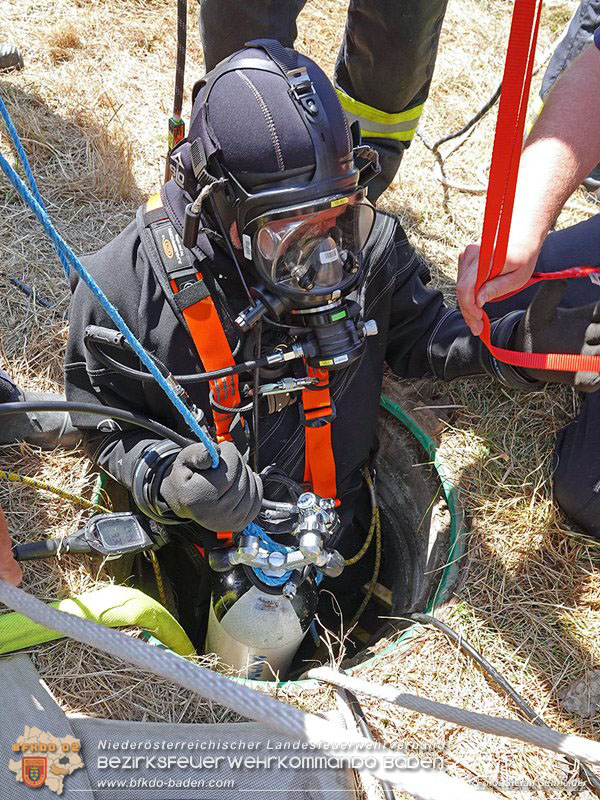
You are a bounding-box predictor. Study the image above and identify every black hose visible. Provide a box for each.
[87,338,273,384]
[14,533,90,561]
[260,467,303,501]
[0,401,192,448]
[14,538,61,560]
[418,83,502,153]
[209,391,253,415]
[252,322,262,472]
[338,686,395,800]
[410,612,600,796]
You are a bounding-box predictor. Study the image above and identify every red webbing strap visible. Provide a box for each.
[491,266,600,301]
[474,0,600,373]
[302,367,338,503]
[175,283,242,442]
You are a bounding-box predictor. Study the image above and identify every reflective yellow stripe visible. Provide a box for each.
[146,192,163,211]
[336,88,424,125]
[336,88,423,141]
[359,129,417,142]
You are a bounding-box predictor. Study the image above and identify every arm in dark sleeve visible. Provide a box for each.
[64,221,167,491]
[384,228,539,389]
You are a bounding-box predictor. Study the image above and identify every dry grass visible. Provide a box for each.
[1,0,600,797]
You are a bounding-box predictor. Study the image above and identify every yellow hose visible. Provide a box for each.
[348,510,381,631]
[344,468,377,566]
[348,469,382,631]
[0,469,111,513]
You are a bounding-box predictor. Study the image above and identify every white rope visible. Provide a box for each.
[0,580,499,800]
[308,666,600,767]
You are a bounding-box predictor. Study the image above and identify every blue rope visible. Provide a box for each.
[0,96,43,207]
[245,521,293,586]
[0,96,71,277]
[0,100,296,544]
[0,133,219,466]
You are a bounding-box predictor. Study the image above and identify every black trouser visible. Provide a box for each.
[197,0,448,200]
[487,214,600,537]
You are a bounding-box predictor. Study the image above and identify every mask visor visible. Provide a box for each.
[250,195,375,296]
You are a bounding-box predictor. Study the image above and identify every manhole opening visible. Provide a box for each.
[104,399,460,683]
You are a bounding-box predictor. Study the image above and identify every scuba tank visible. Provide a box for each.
[205,565,318,680]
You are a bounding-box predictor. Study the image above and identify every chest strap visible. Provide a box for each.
[145,195,337,502]
[301,367,338,504]
[144,194,245,450]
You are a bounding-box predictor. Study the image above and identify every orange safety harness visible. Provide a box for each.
[146,193,244,446]
[477,0,600,373]
[145,194,338,502]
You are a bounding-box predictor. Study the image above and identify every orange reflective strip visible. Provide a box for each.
[302,367,338,502]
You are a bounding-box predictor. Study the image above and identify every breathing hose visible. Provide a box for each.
[86,336,275,384]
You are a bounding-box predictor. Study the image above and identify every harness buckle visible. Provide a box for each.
[171,267,199,291]
[212,375,236,403]
[287,67,319,116]
[299,400,336,428]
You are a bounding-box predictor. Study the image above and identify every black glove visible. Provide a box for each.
[510,280,600,392]
[159,441,263,531]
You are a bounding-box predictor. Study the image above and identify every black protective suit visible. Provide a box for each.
[64,182,530,536]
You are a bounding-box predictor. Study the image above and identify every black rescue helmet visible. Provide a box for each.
[167,40,380,238]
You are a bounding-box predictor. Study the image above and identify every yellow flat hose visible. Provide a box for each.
[0,585,194,657]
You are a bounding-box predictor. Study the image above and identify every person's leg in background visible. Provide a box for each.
[198,0,308,72]
[334,0,448,202]
[553,392,600,539]
[537,0,600,192]
[481,214,600,539]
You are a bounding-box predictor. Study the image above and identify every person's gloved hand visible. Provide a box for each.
[510,279,600,392]
[0,506,22,586]
[159,441,263,531]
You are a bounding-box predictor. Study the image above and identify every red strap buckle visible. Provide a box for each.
[299,401,337,428]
